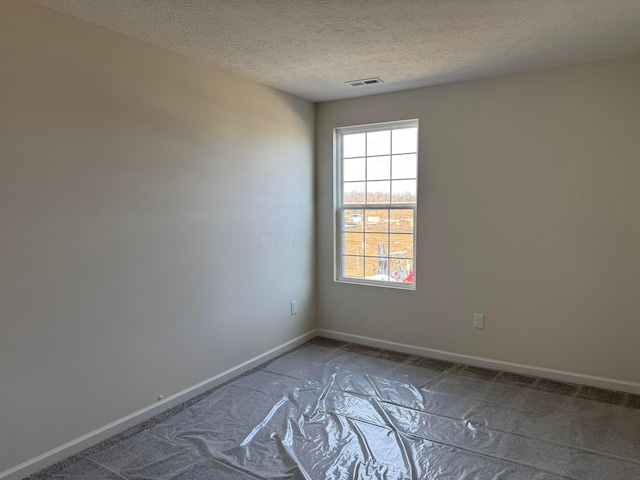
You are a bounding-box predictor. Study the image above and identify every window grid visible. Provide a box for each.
[340,208,415,282]
[335,120,418,289]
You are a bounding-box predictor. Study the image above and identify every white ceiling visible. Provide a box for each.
[38,0,640,102]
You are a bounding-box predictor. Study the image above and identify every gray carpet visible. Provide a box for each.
[27,337,640,479]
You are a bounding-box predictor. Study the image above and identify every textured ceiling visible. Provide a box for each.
[37,0,640,102]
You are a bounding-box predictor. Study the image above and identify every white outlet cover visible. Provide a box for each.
[291,301,297,315]
[473,313,485,329]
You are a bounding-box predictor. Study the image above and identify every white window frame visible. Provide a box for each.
[334,119,418,290]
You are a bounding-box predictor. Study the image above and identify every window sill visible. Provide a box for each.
[335,277,416,291]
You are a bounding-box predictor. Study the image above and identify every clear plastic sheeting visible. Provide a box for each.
[50,343,640,480]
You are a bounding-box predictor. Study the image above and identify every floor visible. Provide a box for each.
[29,337,640,479]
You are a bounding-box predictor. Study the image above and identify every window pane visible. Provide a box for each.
[390,210,414,233]
[343,209,364,231]
[392,154,417,179]
[391,179,416,204]
[365,257,388,281]
[343,255,364,278]
[390,258,413,283]
[337,120,417,289]
[367,130,391,156]
[367,181,390,204]
[344,157,365,181]
[364,209,388,233]
[344,232,364,255]
[390,234,413,258]
[343,182,365,204]
[367,156,390,180]
[364,233,388,257]
[392,127,417,154]
[343,133,365,158]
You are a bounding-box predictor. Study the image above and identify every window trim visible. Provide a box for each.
[334,119,418,290]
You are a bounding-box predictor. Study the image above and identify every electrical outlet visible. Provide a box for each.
[290,301,297,315]
[473,313,485,329]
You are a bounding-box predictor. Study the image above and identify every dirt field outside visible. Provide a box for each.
[341,209,414,281]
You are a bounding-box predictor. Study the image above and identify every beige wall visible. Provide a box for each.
[317,56,640,385]
[0,1,315,472]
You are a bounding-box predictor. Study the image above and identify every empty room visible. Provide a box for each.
[1,1,639,479]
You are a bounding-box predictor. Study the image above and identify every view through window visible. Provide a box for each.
[335,120,418,289]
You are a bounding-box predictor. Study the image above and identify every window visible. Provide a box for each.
[335,119,418,289]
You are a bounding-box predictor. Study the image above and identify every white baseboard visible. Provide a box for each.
[0,330,318,480]
[318,329,640,395]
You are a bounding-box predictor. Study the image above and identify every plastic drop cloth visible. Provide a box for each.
[143,345,640,480]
